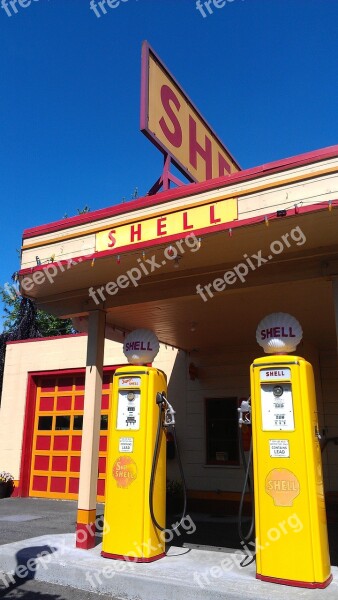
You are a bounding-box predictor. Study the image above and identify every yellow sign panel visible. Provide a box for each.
[96,197,237,252]
[141,43,240,183]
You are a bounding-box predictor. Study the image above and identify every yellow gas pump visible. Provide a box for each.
[102,364,167,562]
[250,313,332,588]
[102,328,186,563]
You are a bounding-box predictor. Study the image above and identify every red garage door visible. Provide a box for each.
[29,371,113,501]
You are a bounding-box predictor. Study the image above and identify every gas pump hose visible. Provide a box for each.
[149,399,187,533]
[238,434,255,566]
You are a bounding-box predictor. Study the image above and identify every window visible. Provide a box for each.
[205,398,239,465]
[100,415,109,431]
[73,416,83,431]
[55,416,71,431]
[38,416,53,431]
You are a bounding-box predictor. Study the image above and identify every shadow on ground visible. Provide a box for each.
[0,545,57,599]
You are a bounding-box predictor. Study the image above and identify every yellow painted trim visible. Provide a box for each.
[77,509,97,524]
[21,165,338,252]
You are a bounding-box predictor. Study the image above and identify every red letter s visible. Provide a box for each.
[159,85,182,148]
[108,229,116,248]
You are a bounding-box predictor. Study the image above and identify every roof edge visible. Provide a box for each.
[22,144,338,240]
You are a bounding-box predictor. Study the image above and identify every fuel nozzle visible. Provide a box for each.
[238,397,252,427]
[156,392,166,405]
[156,391,176,427]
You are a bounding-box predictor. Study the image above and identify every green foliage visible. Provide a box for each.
[0,283,21,332]
[77,205,91,214]
[35,310,73,337]
[122,188,139,203]
[0,281,74,403]
[63,205,91,219]
[0,285,73,336]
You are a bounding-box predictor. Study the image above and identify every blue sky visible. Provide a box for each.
[1,0,338,325]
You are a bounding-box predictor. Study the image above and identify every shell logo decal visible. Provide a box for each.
[265,468,300,506]
[112,456,138,488]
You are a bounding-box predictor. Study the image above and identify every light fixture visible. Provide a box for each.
[173,255,182,268]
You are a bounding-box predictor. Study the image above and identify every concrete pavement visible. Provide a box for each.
[0,577,122,599]
[0,532,337,600]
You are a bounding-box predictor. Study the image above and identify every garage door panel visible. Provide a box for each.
[29,372,113,502]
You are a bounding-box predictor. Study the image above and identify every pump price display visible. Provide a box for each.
[116,389,141,430]
[261,383,295,431]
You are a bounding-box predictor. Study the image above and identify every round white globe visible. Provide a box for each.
[256,313,303,354]
[123,329,160,365]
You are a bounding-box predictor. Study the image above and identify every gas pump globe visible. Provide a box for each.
[250,313,332,588]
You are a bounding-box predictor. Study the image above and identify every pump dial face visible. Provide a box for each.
[273,385,284,397]
[127,392,135,401]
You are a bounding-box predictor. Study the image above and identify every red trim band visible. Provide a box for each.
[18,374,38,497]
[256,573,333,589]
[6,333,87,345]
[101,551,166,563]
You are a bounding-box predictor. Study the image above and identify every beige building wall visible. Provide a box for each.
[0,335,181,482]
